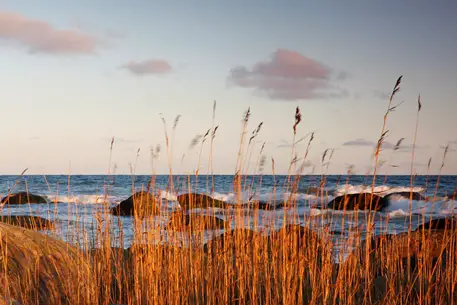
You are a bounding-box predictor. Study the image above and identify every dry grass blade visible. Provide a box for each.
[394,138,405,151]
[202,128,211,143]
[189,134,203,150]
[293,106,302,135]
[388,100,404,112]
[3,74,457,305]
[390,75,403,99]
[212,126,219,139]
[173,115,181,130]
[322,149,329,164]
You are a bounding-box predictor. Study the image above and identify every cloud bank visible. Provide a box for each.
[343,138,430,152]
[0,11,100,55]
[122,59,172,75]
[228,49,347,100]
[343,139,374,147]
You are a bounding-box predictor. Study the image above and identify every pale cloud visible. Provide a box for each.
[0,11,100,55]
[122,59,172,75]
[440,144,457,152]
[373,90,390,100]
[343,138,430,152]
[228,49,347,100]
[276,133,313,148]
[343,139,374,146]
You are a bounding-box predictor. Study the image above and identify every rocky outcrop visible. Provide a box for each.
[110,191,159,217]
[1,192,47,205]
[327,193,389,211]
[384,191,426,201]
[0,215,54,230]
[246,200,284,210]
[0,222,94,304]
[415,217,456,231]
[177,193,227,209]
[343,217,457,304]
[177,193,284,210]
[165,213,226,231]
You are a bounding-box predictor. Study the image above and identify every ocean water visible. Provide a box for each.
[1,175,456,259]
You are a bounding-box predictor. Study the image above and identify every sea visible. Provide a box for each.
[1,175,456,260]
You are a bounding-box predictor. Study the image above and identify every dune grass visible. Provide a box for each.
[1,76,457,304]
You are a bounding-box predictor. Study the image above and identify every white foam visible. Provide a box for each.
[47,194,115,204]
[157,190,178,201]
[387,209,410,217]
[308,208,327,217]
[334,184,424,197]
[212,191,317,205]
[385,198,457,216]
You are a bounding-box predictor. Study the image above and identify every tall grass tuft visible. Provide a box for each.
[1,77,456,305]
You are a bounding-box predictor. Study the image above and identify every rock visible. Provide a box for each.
[384,191,426,201]
[0,222,94,304]
[0,192,47,205]
[364,218,457,275]
[203,228,264,254]
[416,217,457,231]
[177,193,226,209]
[372,275,387,303]
[0,297,22,305]
[87,247,133,302]
[373,230,447,260]
[110,191,159,217]
[177,193,285,210]
[247,200,284,210]
[165,213,226,231]
[0,215,54,230]
[273,224,330,260]
[327,193,388,211]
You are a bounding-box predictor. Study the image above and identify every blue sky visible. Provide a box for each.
[0,0,456,174]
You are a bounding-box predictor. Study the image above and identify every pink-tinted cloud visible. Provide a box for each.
[122,59,172,75]
[228,49,347,100]
[0,11,100,54]
[343,138,430,152]
[373,90,390,100]
[343,139,375,147]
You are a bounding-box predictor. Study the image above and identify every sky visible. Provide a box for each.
[0,0,456,175]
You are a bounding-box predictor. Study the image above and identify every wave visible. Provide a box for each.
[212,191,318,204]
[157,190,178,202]
[386,198,457,216]
[334,184,425,197]
[386,209,410,218]
[46,194,117,204]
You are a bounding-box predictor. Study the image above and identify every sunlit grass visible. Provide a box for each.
[0,76,456,304]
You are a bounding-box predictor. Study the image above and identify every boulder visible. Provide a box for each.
[87,247,133,302]
[110,191,159,217]
[0,222,94,304]
[203,228,265,254]
[165,213,226,231]
[372,229,448,260]
[327,193,388,211]
[361,217,457,276]
[0,296,21,305]
[416,217,457,231]
[0,215,54,230]
[1,192,47,205]
[246,200,284,210]
[177,193,226,209]
[384,191,426,201]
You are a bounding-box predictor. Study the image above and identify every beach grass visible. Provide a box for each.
[1,77,457,304]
